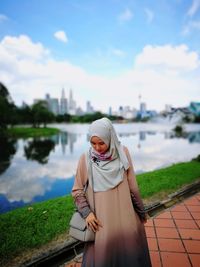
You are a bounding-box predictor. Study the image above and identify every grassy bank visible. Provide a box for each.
[138,160,200,200]
[7,127,60,138]
[0,196,74,263]
[0,159,200,263]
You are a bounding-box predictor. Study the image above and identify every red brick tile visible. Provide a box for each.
[147,238,158,251]
[186,205,200,212]
[154,219,175,228]
[156,227,179,239]
[178,229,200,240]
[183,240,200,253]
[145,227,156,238]
[195,220,200,228]
[190,212,200,220]
[156,211,172,219]
[158,238,185,252]
[150,251,161,267]
[189,254,200,267]
[171,211,193,220]
[161,252,191,267]
[174,219,198,229]
[171,205,188,212]
[145,219,154,227]
[184,198,199,206]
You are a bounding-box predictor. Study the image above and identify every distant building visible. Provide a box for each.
[119,106,123,117]
[44,94,59,115]
[68,89,76,115]
[108,107,112,116]
[86,101,94,114]
[140,102,146,113]
[76,106,84,115]
[50,98,59,115]
[60,88,68,115]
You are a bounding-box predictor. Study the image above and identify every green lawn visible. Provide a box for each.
[0,195,74,262]
[0,159,200,263]
[138,160,200,199]
[7,127,60,138]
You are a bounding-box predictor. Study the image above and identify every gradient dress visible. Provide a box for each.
[72,146,152,267]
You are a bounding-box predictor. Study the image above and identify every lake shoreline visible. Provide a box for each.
[6,126,60,138]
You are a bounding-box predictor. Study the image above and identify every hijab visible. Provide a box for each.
[87,117,129,192]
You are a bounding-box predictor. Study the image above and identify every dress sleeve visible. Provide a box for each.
[124,146,147,222]
[71,153,92,219]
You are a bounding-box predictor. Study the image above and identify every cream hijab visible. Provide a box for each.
[87,117,129,192]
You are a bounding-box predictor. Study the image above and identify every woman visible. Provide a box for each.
[72,117,152,267]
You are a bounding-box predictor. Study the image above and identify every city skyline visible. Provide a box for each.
[0,0,199,112]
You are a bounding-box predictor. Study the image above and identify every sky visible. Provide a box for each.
[0,0,200,112]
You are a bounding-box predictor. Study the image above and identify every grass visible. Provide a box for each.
[0,159,200,263]
[6,127,60,138]
[137,160,200,199]
[0,195,74,262]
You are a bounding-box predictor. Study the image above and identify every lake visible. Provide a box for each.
[0,122,200,214]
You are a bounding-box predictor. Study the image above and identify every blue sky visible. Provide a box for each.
[0,0,200,112]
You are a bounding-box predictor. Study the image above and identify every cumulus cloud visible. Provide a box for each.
[118,8,133,22]
[135,44,200,72]
[0,34,199,112]
[187,0,200,17]
[144,8,154,23]
[54,30,68,43]
[1,35,49,61]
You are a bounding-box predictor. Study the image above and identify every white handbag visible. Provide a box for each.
[69,211,95,242]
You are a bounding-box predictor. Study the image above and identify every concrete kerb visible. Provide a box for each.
[17,179,200,267]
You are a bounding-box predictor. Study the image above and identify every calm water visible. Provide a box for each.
[0,122,200,214]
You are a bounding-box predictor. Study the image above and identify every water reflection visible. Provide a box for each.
[0,136,17,174]
[24,139,55,164]
[0,124,200,214]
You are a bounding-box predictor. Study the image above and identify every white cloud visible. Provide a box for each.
[144,8,154,23]
[187,0,200,17]
[54,30,68,43]
[135,44,200,72]
[118,8,133,22]
[0,35,199,112]
[0,14,8,22]
[1,35,49,61]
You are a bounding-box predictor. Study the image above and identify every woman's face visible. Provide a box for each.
[90,136,109,154]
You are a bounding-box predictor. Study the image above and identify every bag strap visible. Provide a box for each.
[89,157,96,214]
[85,152,96,214]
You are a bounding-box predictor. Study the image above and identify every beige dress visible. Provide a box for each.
[72,147,152,267]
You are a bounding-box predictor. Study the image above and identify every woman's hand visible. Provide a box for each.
[86,212,103,232]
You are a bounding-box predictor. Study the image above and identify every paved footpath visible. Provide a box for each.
[65,193,200,267]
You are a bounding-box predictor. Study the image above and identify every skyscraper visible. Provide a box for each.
[68,89,76,115]
[60,88,68,115]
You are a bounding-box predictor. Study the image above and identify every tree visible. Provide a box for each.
[31,101,55,127]
[0,82,16,129]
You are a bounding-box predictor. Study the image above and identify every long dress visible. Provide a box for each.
[72,146,152,267]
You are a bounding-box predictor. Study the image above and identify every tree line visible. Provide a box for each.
[0,82,122,131]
